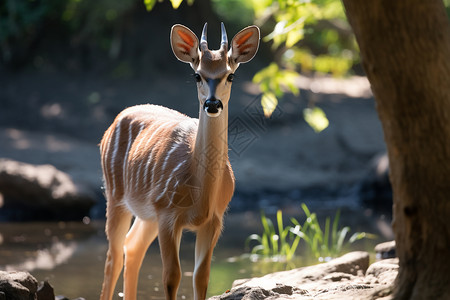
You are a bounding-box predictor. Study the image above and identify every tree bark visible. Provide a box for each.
[341,1,450,299]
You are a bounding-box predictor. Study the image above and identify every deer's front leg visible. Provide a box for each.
[193,215,223,300]
[124,218,158,300]
[158,217,183,300]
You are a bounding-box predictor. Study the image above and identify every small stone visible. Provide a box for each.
[366,258,399,285]
[37,281,55,300]
[375,240,396,260]
[271,284,294,295]
[323,272,354,282]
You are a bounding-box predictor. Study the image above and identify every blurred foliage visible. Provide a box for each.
[211,0,255,29]
[144,0,193,10]
[303,107,329,133]
[0,0,136,67]
[249,0,358,128]
[0,0,50,63]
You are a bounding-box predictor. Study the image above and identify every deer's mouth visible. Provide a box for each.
[204,99,223,117]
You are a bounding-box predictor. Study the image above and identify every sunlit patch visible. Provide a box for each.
[5,241,76,272]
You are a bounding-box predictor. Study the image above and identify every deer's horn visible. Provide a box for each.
[200,23,208,51]
[220,22,228,50]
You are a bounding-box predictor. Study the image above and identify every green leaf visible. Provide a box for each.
[170,0,184,9]
[303,107,329,133]
[144,0,157,11]
[286,29,304,48]
[261,92,278,118]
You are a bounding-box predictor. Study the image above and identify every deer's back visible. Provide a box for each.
[100,104,198,218]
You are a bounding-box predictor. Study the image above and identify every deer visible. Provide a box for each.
[99,22,260,300]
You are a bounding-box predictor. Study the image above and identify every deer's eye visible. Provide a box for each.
[194,73,202,83]
[227,73,235,82]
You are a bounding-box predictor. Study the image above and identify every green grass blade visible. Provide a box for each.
[324,216,330,254]
[261,211,271,235]
[245,234,262,250]
[301,203,311,217]
[331,209,341,251]
[261,233,270,256]
[286,233,302,261]
[336,226,350,255]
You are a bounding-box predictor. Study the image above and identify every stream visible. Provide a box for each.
[0,204,392,299]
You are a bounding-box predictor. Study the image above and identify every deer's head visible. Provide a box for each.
[171,23,260,117]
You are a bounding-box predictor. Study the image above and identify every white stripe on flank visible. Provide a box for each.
[101,131,111,187]
[162,143,182,172]
[128,123,146,190]
[122,122,133,183]
[142,121,172,190]
[110,118,123,195]
[150,123,178,187]
[153,141,182,190]
[155,158,187,203]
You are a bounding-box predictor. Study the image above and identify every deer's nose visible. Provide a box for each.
[204,97,223,116]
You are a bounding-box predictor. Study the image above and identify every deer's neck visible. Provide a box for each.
[193,105,229,187]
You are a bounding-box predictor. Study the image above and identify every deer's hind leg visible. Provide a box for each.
[123,217,158,300]
[100,200,133,300]
[158,215,183,300]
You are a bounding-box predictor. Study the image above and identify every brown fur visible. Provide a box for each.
[99,23,259,300]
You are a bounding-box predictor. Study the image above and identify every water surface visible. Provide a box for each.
[0,208,391,299]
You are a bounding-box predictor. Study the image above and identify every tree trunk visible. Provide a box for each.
[341,1,450,299]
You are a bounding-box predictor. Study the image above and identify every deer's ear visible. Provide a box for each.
[230,25,260,64]
[171,24,200,64]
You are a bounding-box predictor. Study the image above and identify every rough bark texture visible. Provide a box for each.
[342,1,450,299]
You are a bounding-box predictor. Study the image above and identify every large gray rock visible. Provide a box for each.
[210,251,397,300]
[0,158,96,220]
[0,271,38,300]
[233,251,369,290]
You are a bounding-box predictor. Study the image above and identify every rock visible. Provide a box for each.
[0,271,38,300]
[375,240,396,260]
[0,272,81,300]
[210,251,398,300]
[209,284,310,300]
[0,158,96,220]
[36,281,54,300]
[232,251,369,291]
[365,258,399,285]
